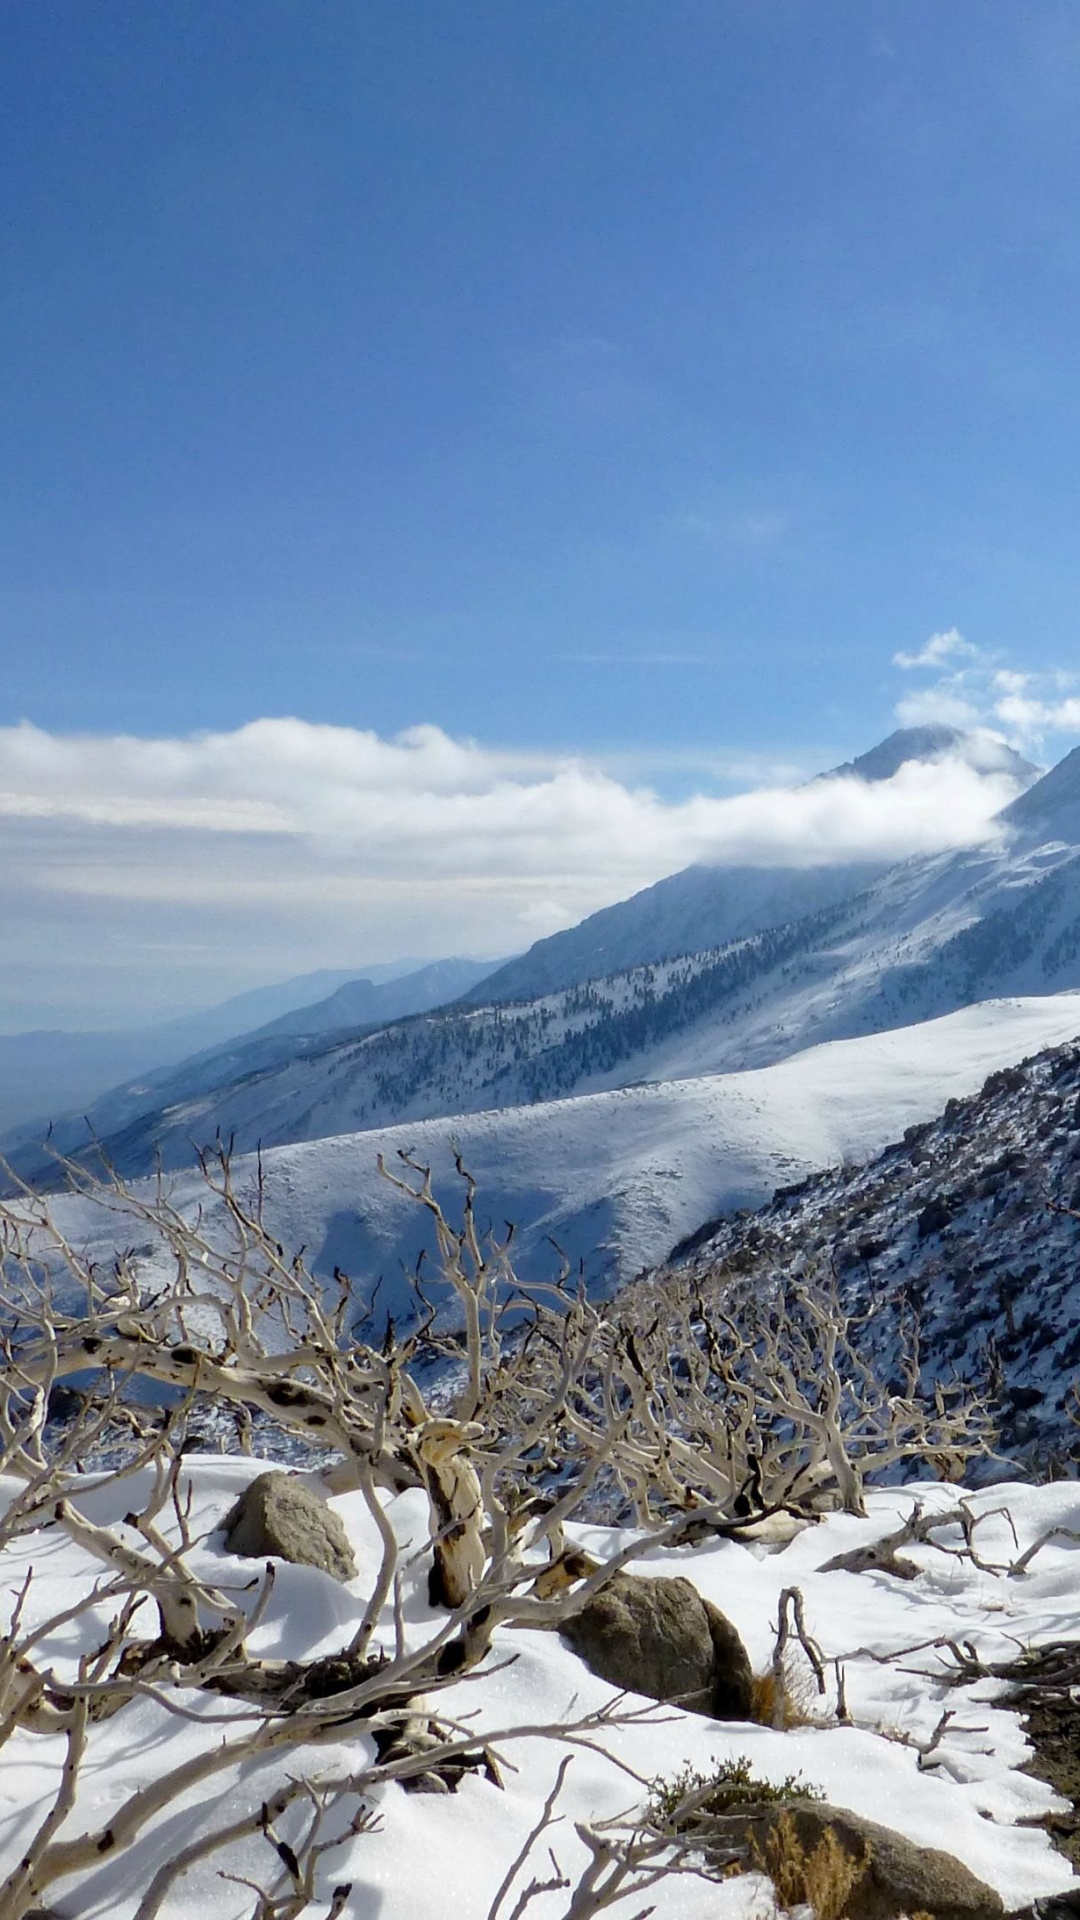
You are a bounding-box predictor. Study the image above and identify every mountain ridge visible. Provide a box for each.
[465,725,1039,1007]
[822,722,1039,785]
[0,954,500,1154]
[36,991,1080,1314]
[28,813,1080,1181]
[7,725,1057,1183]
[0,964,388,1136]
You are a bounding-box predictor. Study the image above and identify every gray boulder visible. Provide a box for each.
[558,1571,752,1719]
[714,1798,1003,1920]
[222,1471,357,1582]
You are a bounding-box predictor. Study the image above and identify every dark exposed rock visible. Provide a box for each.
[558,1571,752,1719]
[917,1195,954,1239]
[991,1641,1080,1880]
[708,1798,1004,1918]
[373,1719,502,1795]
[1009,1895,1080,1918]
[203,1647,387,1708]
[45,1383,85,1424]
[982,1065,1029,1098]
[222,1471,357,1581]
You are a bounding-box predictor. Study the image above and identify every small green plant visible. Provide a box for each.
[647,1755,821,1830]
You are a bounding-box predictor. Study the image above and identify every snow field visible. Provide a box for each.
[2,1461,1079,1917]
[47,990,1080,1311]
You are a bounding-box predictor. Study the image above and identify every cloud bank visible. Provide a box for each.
[0,714,1023,873]
[0,714,1029,1029]
[893,630,1080,746]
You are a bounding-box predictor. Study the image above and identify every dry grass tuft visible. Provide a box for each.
[752,1810,867,1920]
[750,1655,825,1730]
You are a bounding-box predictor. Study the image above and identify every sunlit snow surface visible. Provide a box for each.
[2,1463,1079,1916]
[44,990,1080,1305]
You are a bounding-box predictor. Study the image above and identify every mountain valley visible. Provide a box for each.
[17,735,1080,1185]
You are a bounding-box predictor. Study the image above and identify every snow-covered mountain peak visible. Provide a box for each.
[467,725,1038,1010]
[8,729,1070,1188]
[820,723,1040,786]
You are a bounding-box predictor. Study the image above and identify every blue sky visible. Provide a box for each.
[5,1,1080,1023]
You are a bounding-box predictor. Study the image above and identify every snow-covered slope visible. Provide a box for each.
[44,994,1080,1313]
[461,861,889,1005]
[653,1007,1080,1470]
[13,736,1068,1184]
[465,726,1038,1006]
[1,1461,1075,1918]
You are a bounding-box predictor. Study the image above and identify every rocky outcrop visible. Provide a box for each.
[222,1471,357,1581]
[657,1029,1080,1471]
[712,1798,1003,1920]
[558,1571,752,1719]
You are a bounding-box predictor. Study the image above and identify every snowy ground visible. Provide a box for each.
[3,1461,1080,1917]
[43,990,1080,1307]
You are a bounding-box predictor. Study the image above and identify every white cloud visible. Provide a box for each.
[0,717,1021,881]
[0,717,1033,1026]
[994,692,1080,736]
[894,687,982,730]
[891,630,1080,752]
[893,627,979,671]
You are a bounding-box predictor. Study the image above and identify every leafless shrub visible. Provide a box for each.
[0,1143,995,1916]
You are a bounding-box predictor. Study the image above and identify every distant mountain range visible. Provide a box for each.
[0,955,498,1149]
[0,965,387,1137]
[6,723,1057,1186]
[243,957,499,1042]
[22,722,1080,1482]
